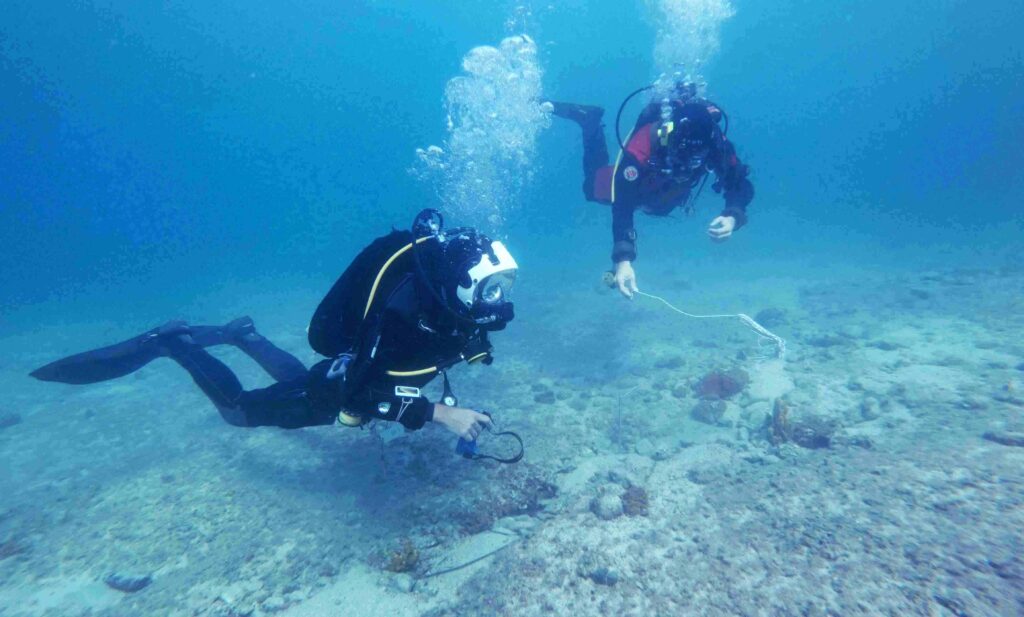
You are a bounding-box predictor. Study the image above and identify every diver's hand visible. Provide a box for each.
[432,404,492,440]
[707,216,736,242]
[614,261,639,299]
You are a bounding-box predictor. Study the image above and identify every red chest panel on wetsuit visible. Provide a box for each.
[626,124,654,163]
[591,123,694,207]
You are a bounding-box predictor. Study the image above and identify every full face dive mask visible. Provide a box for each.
[449,233,518,330]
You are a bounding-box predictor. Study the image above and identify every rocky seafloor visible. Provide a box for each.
[1,263,1023,616]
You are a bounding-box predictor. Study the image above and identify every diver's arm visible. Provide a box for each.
[712,139,754,228]
[313,308,434,430]
[608,161,643,297]
[611,201,638,263]
[342,376,492,436]
[432,404,492,440]
[610,201,640,298]
[336,315,490,432]
[720,179,753,228]
[610,150,643,264]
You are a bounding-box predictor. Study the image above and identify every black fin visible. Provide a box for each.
[29,321,188,384]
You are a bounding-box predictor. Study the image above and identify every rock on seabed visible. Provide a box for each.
[104,573,152,593]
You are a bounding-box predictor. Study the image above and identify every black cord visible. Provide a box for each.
[683,171,711,216]
[703,99,729,138]
[420,541,516,579]
[615,84,654,151]
[468,431,524,464]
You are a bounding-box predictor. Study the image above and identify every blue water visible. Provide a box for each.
[2,1,1023,615]
[4,0,1020,324]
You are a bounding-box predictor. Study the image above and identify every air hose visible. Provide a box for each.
[614,84,654,151]
[615,84,730,151]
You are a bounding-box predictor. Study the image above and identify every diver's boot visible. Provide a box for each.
[223,316,307,382]
[183,316,256,348]
[161,316,305,383]
[223,316,258,344]
[157,331,249,426]
[547,101,605,130]
[30,320,190,384]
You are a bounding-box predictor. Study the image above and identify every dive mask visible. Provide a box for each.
[455,240,518,329]
[456,240,517,309]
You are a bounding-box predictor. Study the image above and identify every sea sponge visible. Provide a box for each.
[789,418,835,449]
[384,539,419,573]
[621,485,649,517]
[767,398,834,449]
[694,368,750,400]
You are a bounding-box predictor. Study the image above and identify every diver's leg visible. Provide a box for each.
[164,334,329,428]
[237,337,308,382]
[30,321,189,384]
[31,320,313,429]
[548,102,609,200]
[580,120,610,200]
[237,378,335,429]
[160,335,249,426]
[184,317,308,383]
[549,101,605,127]
[228,319,309,383]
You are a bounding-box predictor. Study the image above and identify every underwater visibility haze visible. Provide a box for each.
[2,1,1023,615]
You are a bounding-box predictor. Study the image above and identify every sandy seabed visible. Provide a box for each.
[1,263,1022,617]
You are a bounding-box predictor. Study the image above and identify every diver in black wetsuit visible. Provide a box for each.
[31,211,518,442]
[548,81,754,298]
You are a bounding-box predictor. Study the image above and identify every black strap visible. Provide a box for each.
[441,370,458,406]
[682,172,710,216]
[433,334,493,375]
[615,84,655,151]
[466,431,524,464]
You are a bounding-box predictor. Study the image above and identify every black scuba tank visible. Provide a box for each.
[308,230,419,357]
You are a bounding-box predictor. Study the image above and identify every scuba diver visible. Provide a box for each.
[30,211,518,447]
[548,81,754,298]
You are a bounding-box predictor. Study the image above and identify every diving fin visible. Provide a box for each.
[29,321,189,385]
[547,101,604,129]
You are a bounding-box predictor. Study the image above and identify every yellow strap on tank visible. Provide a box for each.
[337,410,364,427]
[386,366,439,377]
[387,351,491,376]
[610,128,635,204]
[363,236,432,319]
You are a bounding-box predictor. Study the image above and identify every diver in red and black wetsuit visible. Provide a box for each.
[549,83,754,298]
